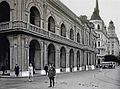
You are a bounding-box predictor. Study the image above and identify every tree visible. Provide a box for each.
[104,55,120,64]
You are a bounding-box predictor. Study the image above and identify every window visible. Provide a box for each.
[30,6,41,27]
[81,30,84,44]
[98,42,100,47]
[77,33,80,43]
[112,43,114,48]
[98,34,100,38]
[86,34,89,45]
[61,23,66,37]
[0,1,10,23]
[97,24,100,29]
[70,29,74,40]
[95,42,97,48]
[112,50,114,55]
[48,16,55,33]
[98,49,100,54]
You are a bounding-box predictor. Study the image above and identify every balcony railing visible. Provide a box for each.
[0,22,10,30]
[0,21,96,51]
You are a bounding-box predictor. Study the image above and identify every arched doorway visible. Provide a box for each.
[0,36,10,74]
[48,44,55,66]
[0,1,10,23]
[77,51,80,70]
[29,40,41,74]
[60,47,66,72]
[30,6,41,27]
[69,49,74,72]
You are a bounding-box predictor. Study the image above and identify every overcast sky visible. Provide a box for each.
[60,0,120,40]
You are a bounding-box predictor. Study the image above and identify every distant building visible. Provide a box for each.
[108,21,119,56]
[90,0,109,65]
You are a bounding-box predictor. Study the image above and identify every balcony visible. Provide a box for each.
[0,21,96,51]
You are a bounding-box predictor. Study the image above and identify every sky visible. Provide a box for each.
[60,0,120,40]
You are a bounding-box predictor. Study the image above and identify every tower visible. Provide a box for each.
[90,0,109,65]
[91,0,101,20]
[108,21,116,36]
[108,21,119,56]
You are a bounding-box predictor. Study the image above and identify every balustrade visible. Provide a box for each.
[0,22,10,30]
[0,21,95,51]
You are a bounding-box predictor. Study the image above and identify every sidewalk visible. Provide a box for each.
[0,69,100,89]
[0,69,97,78]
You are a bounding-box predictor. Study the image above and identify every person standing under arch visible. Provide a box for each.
[44,64,48,75]
[48,64,56,87]
[14,64,19,77]
[28,63,33,82]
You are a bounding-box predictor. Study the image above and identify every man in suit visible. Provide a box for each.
[48,64,56,87]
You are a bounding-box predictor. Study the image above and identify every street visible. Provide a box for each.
[0,67,120,89]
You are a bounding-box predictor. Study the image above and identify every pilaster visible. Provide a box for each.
[55,45,60,73]
[66,49,70,72]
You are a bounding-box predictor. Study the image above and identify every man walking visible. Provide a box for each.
[48,64,56,88]
[28,63,33,82]
[14,64,19,77]
[44,64,48,75]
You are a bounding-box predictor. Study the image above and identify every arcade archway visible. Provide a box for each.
[60,47,66,72]
[48,44,55,66]
[69,49,74,67]
[0,36,10,72]
[29,40,41,72]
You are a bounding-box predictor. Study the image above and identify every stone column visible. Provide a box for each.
[79,50,82,71]
[12,36,18,76]
[40,41,44,75]
[86,52,89,70]
[55,45,60,73]
[20,35,30,76]
[41,41,47,75]
[20,35,25,76]
[66,49,70,72]
[81,50,84,70]
[91,53,95,70]
[44,42,48,65]
[8,36,15,76]
[24,43,29,74]
[84,51,87,70]
[74,50,77,71]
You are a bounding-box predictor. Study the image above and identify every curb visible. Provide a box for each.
[0,69,97,78]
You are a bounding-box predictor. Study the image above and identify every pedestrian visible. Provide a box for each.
[70,65,73,72]
[44,64,48,75]
[48,64,56,88]
[28,63,33,82]
[77,65,79,70]
[33,64,35,74]
[2,65,5,75]
[99,65,102,72]
[14,64,19,77]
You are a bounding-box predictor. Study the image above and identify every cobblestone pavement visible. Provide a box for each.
[0,66,120,89]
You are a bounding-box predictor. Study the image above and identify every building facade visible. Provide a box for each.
[90,0,109,65]
[90,0,120,65]
[0,0,97,76]
[108,21,119,56]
